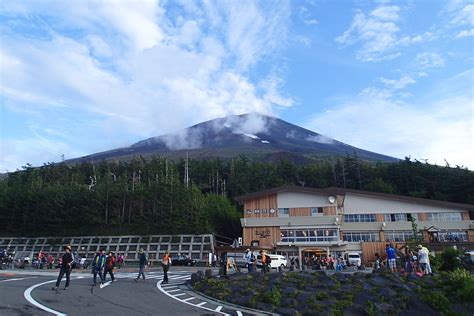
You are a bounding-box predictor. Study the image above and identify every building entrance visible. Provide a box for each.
[302,247,328,266]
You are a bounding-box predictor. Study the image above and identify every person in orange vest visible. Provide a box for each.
[259,250,268,273]
[161,251,172,284]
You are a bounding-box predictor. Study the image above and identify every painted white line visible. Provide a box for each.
[167,289,181,293]
[236,311,243,316]
[182,297,196,302]
[215,305,223,312]
[0,277,38,283]
[99,281,112,289]
[24,279,67,316]
[196,302,207,307]
[174,293,187,297]
[162,285,178,289]
[171,275,190,280]
[156,279,229,315]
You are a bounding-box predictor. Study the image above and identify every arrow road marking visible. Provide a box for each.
[99,281,112,289]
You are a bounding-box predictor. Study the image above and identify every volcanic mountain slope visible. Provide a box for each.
[69,113,398,163]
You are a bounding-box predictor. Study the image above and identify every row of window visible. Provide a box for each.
[280,229,339,243]
[278,207,324,217]
[342,232,379,242]
[344,214,376,222]
[342,212,464,223]
[273,211,464,222]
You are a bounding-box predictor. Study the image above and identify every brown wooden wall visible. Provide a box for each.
[243,226,280,247]
[468,230,474,242]
[243,194,277,218]
[323,206,336,216]
[361,241,405,266]
[462,212,470,220]
[418,213,428,221]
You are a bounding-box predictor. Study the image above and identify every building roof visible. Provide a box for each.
[234,185,474,211]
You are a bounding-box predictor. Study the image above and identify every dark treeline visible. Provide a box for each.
[0,155,473,238]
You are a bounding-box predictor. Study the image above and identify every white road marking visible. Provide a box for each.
[236,311,243,316]
[182,297,196,302]
[156,278,229,315]
[196,302,207,306]
[0,277,38,283]
[24,279,67,316]
[174,293,187,297]
[167,289,181,293]
[99,281,112,289]
[215,306,223,312]
[172,275,190,280]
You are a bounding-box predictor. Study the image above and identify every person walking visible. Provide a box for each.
[134,249,148,282]
[259,250,269,273]
[52,245,73,291]
[161,252,171,284]
[92,250,106,286]
[244,249,254,273]
[104,251,116,283]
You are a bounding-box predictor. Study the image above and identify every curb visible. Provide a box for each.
[185,281,280,316]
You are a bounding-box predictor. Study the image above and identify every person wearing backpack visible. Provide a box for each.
[91,250,106,286]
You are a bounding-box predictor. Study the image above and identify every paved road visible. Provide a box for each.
[0,268,258,316]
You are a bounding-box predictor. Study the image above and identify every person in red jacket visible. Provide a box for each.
[104,251,116,282]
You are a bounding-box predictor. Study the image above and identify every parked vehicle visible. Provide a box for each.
[256,254,288,269]
[464,250,474,265]
[171,255,196,266]
[345,252,362,267]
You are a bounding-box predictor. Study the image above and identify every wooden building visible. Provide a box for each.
[235,186,474,266]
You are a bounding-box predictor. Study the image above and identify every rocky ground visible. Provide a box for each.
[190,269,474,315]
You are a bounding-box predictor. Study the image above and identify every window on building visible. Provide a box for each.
[427,212,462,221]
[384,213,418,222]
[280,228,339,243]
[385,231,414,242]
[278,208,290,217]
[342,232,379,242]
[344,214,376,222]
[310,207,324,216]
[438,231,468,242]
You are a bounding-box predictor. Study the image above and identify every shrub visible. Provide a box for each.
[440,247,463,272]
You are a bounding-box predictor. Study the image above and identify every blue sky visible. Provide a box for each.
[1,0,473,171]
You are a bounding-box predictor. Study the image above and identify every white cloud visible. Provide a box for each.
[0,1,295,170]
[306,71,474,169]
[336,6,433,62]
[451,4,474,26]
[306,135,335,144]
[415,52,445,69]
[380,75,416,90]
[456,28,474,37]
[304,19,318,25]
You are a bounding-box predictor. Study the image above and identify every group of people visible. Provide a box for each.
[52,246,173,290]
[376,243,433,276]
[243,249,272,273]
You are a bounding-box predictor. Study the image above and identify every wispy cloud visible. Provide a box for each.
[306,70,473,169]
[0,1,295,170]
[336,5,432,62]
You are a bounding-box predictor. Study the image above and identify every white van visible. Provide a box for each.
[346,252,361,267]
[257,254,288,269]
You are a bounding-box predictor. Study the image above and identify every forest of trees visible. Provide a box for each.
[0,155,473,238]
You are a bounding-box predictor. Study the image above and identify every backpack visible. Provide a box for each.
[266,255,272,265]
